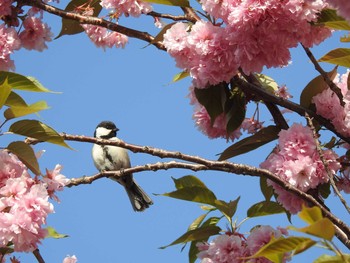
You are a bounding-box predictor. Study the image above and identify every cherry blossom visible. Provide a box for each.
[326,0,350,21]
[82,25,128,49]
[100,0,152,17]
[19,16,52,51]
[260,124,340,213]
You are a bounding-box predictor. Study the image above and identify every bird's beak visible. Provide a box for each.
[114,128,120,132]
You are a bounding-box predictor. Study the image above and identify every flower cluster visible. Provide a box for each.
[0,4,52,71]
[82,25,128,50]
[163,1,330,88]
[63,255,78,263]
[312,70,350,138]
[188,86,263,141]
[197,226,288,263]
[0,150,68,252]
[326,0,350,21]
[100,0,152,17]
[260,124,340,214]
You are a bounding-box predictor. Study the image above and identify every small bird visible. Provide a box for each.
[92,121,153,212]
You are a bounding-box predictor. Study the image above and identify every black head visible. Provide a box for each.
[94,121,120,139]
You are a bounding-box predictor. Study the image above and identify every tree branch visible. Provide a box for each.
[22,0,166,50]
[31,133,349,247]
[232,76,350,144]
[302,45,344,106]
[33,249,45,263]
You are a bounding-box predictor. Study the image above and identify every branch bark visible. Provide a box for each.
[28,133,350,248]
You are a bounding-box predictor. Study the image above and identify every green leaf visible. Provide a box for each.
[7,141,41,175]
[159,225,221,249]
[188,213,208,231]
[194,83,228,125]
[318,48,350,67]
[46,226,69,239]
[214,197,240,220]
[0,78,11,110]
[317,8,350,30]
[0,71,54,92]
[255,73,279,93]
[290,218,335,241]
[173,175,209,190]
[5,91,27,107]
[189,240,199,263]
[300,67,338,109]
[314,254,350,263]
[218,125,280,160]
[299,205,323,224]
[173,71,190,83]
[4,100,50,119]
[319,183,331,199]
[143,0,189,7]
[247,201,285,217]
[260,177,274,201]
[56,0,102,39]
[160,186,217,204]
[9,120,71,148]
[225,88,246,135]
[246,236,316,263]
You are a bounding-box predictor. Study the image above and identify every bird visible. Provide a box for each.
[92,121,153,212]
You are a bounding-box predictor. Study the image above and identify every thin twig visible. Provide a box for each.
[302,45,344,106]
[33,249,45,263]
[147,11,188,22]
[306,113,350,214]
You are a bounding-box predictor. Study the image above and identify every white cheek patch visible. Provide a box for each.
[96,127,111,137]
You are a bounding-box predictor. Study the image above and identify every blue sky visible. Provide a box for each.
[4,3,350,262]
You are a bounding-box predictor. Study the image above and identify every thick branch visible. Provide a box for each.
[233,76,350,144]
[44,133,350,247]
[23,0,166,50]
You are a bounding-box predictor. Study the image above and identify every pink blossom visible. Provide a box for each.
[0,151,30,188]
[241,118,263,134]
[313,70,350,137]
[19,16,52,51]
[197,234,248,263]
[278,123,316,158]
[246,225,288,263]
[0,150,63,252]
[82,25,128,49]
[0,0,13,17]
[199,0,330,74]
[326,0,350,21]
[275,85,292,100]
[260,124,340,213]
[100,0,152,17]
[0,24,20,71]
[163,21,238,88]
[43,165,69,202]
[63,255,78,263]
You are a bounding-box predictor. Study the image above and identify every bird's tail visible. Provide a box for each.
[125,180,153,212]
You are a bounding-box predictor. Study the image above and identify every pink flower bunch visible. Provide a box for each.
[0,24,20,71]
[312,70,350,137]
[197,226,288,263]
[0,3,53,70]
[63,255,78,263]
[100,0,152,17]
[164,1,331,85]
[260,124,340,213]
[163,21,238,88]
[188,86,263,140]
[326,0,350,21]
[0,0,13,17]
[82,25,128,49]
[0,150,68,252]
[19,16,52,51]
